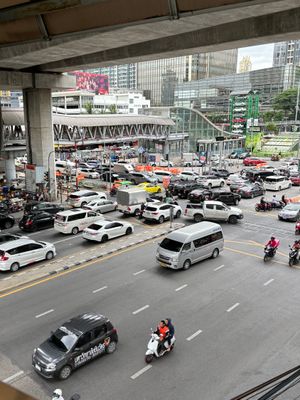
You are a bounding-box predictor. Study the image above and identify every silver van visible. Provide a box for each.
[156,221,223,270]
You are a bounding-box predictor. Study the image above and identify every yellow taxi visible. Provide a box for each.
[137,182,162,194]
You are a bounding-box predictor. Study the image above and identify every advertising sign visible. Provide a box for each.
[70,71,109,94]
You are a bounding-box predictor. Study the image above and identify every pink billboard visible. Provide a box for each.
[71,71,109,94]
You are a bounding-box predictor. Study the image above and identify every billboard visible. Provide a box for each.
[71,72,109,94]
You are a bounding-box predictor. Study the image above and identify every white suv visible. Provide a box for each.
[197,175,225,189]
[178,171,199,181]
[68,190,107,208]
[143,203,182,224]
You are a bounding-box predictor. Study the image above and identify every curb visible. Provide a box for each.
[0,223,185,295]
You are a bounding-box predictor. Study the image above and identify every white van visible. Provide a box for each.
[264,175,291,191]
[156,221,223,270]
[54,209,104,235]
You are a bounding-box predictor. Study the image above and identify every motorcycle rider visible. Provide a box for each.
[52,389,64,400]
[260,196,267,211]
[165,318,175,350]
[265,236,280,255]
[155,320,170,353]
[292,240,300,259]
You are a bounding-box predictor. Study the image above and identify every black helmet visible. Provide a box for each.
[271,236,275,240]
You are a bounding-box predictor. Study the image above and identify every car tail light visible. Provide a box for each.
[0,254,9,261]
[127,207,131,212]
[152,212,159,215]
[112,328,117,334]
[25,220,33,226]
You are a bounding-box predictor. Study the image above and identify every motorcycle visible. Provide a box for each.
[255,202,272,212]
[295,221,300,235]
[289,246,299,267]
[145,330,175,363]
[270,200,284,210]
[264,246,277,262]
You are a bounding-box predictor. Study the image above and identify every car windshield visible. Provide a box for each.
[160,238,184,252]
[284,204,300,211]
[49,327,78,352]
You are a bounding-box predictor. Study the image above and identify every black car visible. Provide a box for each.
[0,214,15,229]
[24,202,64,215]
[188,189,213,203]
[0,233,27,243]
[32,313,118,380]
[237,183,265,198]
[210,191,241,205]
[19,212,55,232]
[169,180,190,196]
[101,172,119,182]
[178,182,208,199]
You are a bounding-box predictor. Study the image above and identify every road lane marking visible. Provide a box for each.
[3,276,12,280]
[186,329,202,341]
[264,279,274,286]
[133,269,145,276]
[130,365,152,380]
[3,370,24,383]
[35,309,54,319]
[175,284,188,292]
[214,264,225,271]
[227,303,240,313]
[132,305,149,315]
[53,236,79,244]
[92,286,107,293]
[17,272,25,276]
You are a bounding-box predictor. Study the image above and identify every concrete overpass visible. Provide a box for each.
[0,0,300,198]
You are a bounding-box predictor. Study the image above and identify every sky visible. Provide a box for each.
[237,43,274,71]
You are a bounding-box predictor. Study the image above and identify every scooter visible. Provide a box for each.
[264,246,277,262]
[255,202,272,212]
[289,246,299,267]
[145,330,175,363]
[295,221,300,235]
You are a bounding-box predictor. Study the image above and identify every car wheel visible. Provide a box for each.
[229,215,238,224]
[72,227,79,235]
[157,188,161,193]
[279,186,282,191]
[45,251,54,260]
[220,181,224,187]
[186,163,191,167]
[158,215,164,224]
[234,199,239,205]
[125,227,132,235]
[175,210,181,218]
[4,220,13,229]
[194,214,203,223]
[134,209,139,217]
[59,365,72,380]
[101,234,108,243]
[10,262,20,272]
[81,201,87,207]
[182,259,191,270]
[105,340,117,354]
[208,184,212,190]
[211,248,219,259]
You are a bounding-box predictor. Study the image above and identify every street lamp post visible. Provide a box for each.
[47,150,55,200]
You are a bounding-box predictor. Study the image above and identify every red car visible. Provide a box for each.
[291,176,300,186]
[243,157,266,166]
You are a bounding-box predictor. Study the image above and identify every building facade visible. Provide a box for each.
[239,56,252,73]
[273,40,300,67]
[88,64,137,90]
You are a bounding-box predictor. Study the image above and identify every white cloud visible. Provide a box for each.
[238,44,274,71]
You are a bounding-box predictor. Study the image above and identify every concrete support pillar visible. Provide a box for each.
[5,152,16,182]
[23,88,56,200]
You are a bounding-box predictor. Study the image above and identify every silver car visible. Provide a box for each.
[83,199,118,213]
[278,203,300,222]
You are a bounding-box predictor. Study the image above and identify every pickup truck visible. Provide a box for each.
[184,200,243,224]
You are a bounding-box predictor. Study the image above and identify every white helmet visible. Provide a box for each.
[53,389,63,397]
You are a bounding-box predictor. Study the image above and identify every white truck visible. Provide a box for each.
[183,153,203,167]
[148,153,173,167]
[117,187,148,216]
[184,200,243,224]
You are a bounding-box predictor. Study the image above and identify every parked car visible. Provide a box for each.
[32,313,118,380]
[237,183,265,198]
[177,182,208,199]
[19,212,55,232]
[55,209,104,235]
[211,168,231,178]
[238,152,251,159]
[83,199,117,213]
[24,201,64,215]
[169,180,191,196]
[210,191,241,205]
[184,200,243,224]
[125,172,157,185]
[226,174,246,186]
[143,203,182,224]
[83,220,134,243]
[0,233,28,243]
[137,182,162,194]
[278,203,300,222]
[177,171,200,181]
[0,238,56,272]
[290,175,300,186]
[68,190,107,208]
[188,189,213,203]
[0,214,15,230]
[101,172,119,182]
[78,168,100,179]
[230,180,252,193]
[243,157,266,166]
[197,175,225,189]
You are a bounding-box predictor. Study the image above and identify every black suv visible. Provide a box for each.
[32,313,118,380]
[19,212,55,232]
[24,202,64,215]
[211,191,241,205]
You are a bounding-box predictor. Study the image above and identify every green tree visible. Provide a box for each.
[272,88,298,119]
[262,110,284,122]
[84,101,93,114]
[265,122,278,134]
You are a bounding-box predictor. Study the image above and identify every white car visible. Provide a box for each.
[78,168,100,179]
[83,199,117,213]
[226,174,245,186]
[83,220,134,242]
[68,190,107,208]
[143,203,182,224]
[183,159,203,167]
[178,171,199,181]
[197,175,225,189]
[0,238,56,272]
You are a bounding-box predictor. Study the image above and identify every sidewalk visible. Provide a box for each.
[0,222,184,295]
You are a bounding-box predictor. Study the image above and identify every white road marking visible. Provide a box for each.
[28,228,53,236]
[175,284,188,292]
[53,236,79,244]
[3,276,12,280]
[133,269,146,276]
[226,303,240,313]
[32,267,40,271]
[186,329,203,341]
[130,365,152,380]
[264,279,274,286]
[92,286,107,294]
[132,305,149,315]
[214,264,225,271]
[35,309,54,319]
[3,370,24,383]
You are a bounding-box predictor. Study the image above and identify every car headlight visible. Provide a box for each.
[45,362,56,371]
[33,348,37,356]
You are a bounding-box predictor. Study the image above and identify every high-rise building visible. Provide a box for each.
[88,64,137,90]
[239,56,252,73]
[137,49,238,106]
[273,40,300,67]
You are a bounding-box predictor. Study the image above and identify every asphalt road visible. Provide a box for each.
[1,183,300,399]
